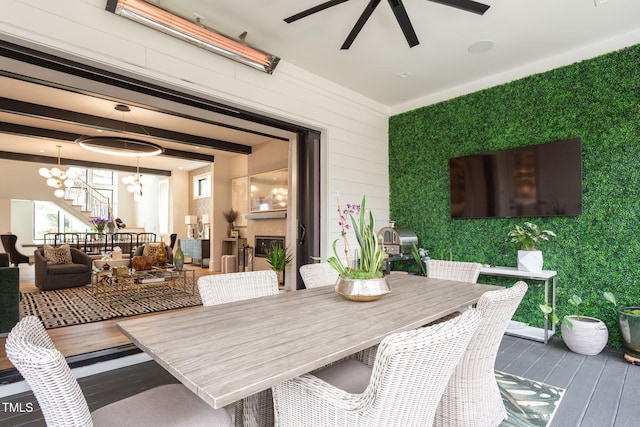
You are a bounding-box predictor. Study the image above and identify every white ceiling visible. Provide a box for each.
[0,65,294,172]
[151,0,640,108]
[2,0,639,172]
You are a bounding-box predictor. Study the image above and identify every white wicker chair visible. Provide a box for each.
[426,259,483,283]
[5,316,231,427]
[434,280,529,427]
[197,270,279,305]
[299,262,339,288]
[198,270,279,427]
[272,309,484,427]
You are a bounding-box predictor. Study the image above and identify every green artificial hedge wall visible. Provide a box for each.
[389,44,640,349]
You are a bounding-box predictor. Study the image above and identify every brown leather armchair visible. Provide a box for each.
[34,247,93,291]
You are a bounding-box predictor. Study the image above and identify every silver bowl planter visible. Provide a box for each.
[335,276,390,302]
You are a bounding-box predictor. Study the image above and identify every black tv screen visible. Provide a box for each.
[449,138,582,218]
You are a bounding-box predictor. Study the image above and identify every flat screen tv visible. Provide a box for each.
[449,138,582,218]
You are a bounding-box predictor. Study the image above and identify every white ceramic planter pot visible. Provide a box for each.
[561,316,609,356]
[517,250,543,273]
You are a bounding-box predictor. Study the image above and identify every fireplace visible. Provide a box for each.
[254,236,285,258]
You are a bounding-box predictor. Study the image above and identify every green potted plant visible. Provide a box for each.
[540,294,608,355]
[265,242,293,288]
[602,293,640,363]
[506,222,556,273]
[318,195,389,301]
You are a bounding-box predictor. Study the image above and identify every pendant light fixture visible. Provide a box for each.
[77,104,164,157]
[38,145,76,198]
[122,157,144,200]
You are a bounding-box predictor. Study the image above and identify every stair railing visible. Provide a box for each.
[63,177,112,221]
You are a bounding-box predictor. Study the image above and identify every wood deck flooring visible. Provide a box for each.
[2,334,638,426]
[2,265,639,426]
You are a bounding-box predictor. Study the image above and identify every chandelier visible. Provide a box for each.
[76,104,164,157]
[122,157,143,200]
[38,145,76,198]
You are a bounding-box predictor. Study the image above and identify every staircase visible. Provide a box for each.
[57,177,113,226]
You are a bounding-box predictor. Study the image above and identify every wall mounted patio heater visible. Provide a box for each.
[105,0,280,74]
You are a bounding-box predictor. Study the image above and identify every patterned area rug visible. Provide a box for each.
[20,285,202,329]
[498,371,564,426]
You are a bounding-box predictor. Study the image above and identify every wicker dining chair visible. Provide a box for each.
[5,316,232,427]
[299,262,339,288]
[426,259,483,283]
[198,270,280,427]
[272,308,483,427]
[197,270,279,305]
[434,280,529,427]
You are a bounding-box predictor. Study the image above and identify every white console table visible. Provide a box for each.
[479,266,557,344]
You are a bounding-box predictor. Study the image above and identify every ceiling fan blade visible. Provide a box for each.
[284,0,351,23]
[427,0,490,15]
[387,0,419,47]
[341,0,382,49]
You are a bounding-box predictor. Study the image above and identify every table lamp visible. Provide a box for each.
[185,215,197,238]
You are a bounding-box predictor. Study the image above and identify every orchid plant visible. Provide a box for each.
[318,195,385,280]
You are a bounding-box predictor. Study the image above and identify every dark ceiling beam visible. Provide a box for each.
[0,40,312,134]
[0,150,172,176]
[0,97,252,155]
[0,122,215,162]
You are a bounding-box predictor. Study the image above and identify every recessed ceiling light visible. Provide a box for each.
[398,72,412,79]
[594,0,612,6]
[468,40,495,54]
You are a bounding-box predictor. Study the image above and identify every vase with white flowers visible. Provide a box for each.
[318,195,389,301]
[506,222,556,273]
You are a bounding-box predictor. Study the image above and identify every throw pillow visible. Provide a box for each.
[43,244,73,265]
[142,243,160,258]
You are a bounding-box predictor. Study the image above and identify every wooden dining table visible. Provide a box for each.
[116,273,500,410]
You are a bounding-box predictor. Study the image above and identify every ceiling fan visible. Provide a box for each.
[284,0,490,49]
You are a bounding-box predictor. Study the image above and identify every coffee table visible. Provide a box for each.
[92,266,190,306]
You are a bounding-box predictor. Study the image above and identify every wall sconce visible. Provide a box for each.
[105,0,280,74]
[185,215,198,239]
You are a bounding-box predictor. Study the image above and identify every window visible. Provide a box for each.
[193,173,211,199]
[33,201,90,240]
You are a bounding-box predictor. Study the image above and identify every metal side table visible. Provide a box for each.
[479,266,557,343]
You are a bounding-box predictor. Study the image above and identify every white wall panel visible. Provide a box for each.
[0,0,390,258]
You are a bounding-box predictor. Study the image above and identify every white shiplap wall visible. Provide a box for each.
[0,0,391,258]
